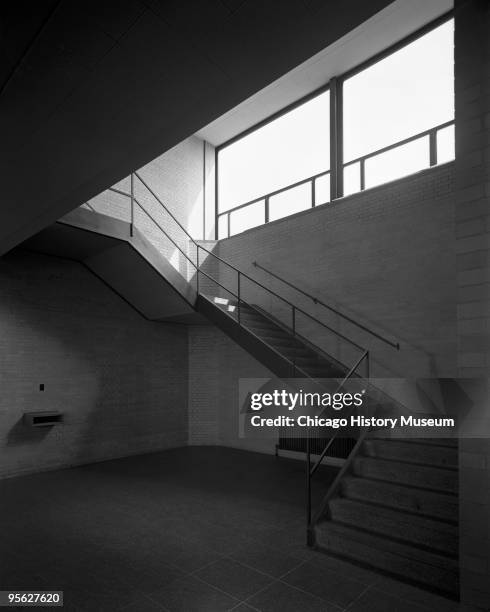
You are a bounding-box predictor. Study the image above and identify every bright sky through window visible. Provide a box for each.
[218,90,330,214]
[217,18,454,239]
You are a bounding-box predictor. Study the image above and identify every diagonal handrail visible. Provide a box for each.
[129,172,370,356]
[253,261,399,349]
[93,173,401,549]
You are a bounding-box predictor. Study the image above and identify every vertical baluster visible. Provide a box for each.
[429,130,437,166]
[306,435,312,545]
[130,172,134,237]
[196,246,200,295]
[237,271,241,325]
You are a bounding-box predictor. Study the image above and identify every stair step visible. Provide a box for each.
[314,521,459,597]
[363,439,458,469]
[341,476,458,522]
[353,457,457,494]
[381,437,458,448]
[329,498,458,556]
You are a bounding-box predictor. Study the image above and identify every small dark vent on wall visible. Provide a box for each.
[23,412,63,427]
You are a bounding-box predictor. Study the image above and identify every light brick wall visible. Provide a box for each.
[188,325,276,454]
[217,163,456,379]
[0,250,188,479]
[455,1,490,609]
[86,136,216,285]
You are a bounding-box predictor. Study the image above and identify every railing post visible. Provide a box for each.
[360,158,366,191]
[330,76,343,201]
[130,173,134,237]
[196,246,200,295]
[311,179,316,208]
[306,434,313,545]
[265,197,270,223]
[429,130,437,166]
[237,271,241,325]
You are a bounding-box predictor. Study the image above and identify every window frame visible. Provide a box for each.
[215,9,454,240]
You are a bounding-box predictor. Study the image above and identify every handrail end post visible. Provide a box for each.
[306,525,315,547]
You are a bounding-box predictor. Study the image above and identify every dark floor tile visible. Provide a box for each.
[88,548,186,592]
[252,526,315,561]
[119,593,166,611]
[150,575,239,611]
[247,580,340,612]
[307,551,380,586]
[229,541,305,578]
[282,559,367,608]
[0,449,342,611]
[163,543,224,574]
[375,577,461,612]
[230,604,258,611]
[195,558,273,600]
[347,587,434,612]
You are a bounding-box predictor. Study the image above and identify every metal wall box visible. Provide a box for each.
[23,411,63,427]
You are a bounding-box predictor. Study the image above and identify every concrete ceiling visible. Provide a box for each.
[197,0,453,147]
[1,0,394,255]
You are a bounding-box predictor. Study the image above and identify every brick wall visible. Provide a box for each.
[0,250,188,479]
[188,325,276,454]
[86,136,216,285]
[455,1,490,609]
[217,163,456,380]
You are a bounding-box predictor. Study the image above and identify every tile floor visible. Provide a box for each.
[0,447,463,611]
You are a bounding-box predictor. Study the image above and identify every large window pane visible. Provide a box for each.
[218,90,330,213]
[314,173,330,205]
[343,20,454,163]
[365,136,430,189]
[229,201,264,236]
[437,124,455,164]
[269,183,311,222]
[218,214,228,240]
[344,162,361,196]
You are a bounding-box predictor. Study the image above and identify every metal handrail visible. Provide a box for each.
[216,119,454,226]
[306,349,370,540]
[343,119,454,168]
[127,172,369,355]
[309,349,369,479]
[93,176,384,548]
[133,196,197,270]
[217,168,330,216]
[253,261,399,350]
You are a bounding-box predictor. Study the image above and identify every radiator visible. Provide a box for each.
[277,436,355,459]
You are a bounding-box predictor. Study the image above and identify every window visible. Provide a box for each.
[216,15,454,238]
[342,19,454,192]
[217,90,330,238]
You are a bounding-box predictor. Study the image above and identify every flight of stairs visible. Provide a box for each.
[207,296,347,379]
[202,295,460,599]
[315,437,459,599]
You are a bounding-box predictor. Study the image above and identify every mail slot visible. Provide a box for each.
[23,411,63,427]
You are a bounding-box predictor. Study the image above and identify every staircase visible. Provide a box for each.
[22,171,459,601]
[316,436,459,598]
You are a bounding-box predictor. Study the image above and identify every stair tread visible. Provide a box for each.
[363,439,458,468]
[316,520,458,567]
[331,497,458,535]
[329,498,457,555]
[376,437,458,448]
[341,476,458,522]
[315,521,459,597]
[356,455,458,474]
